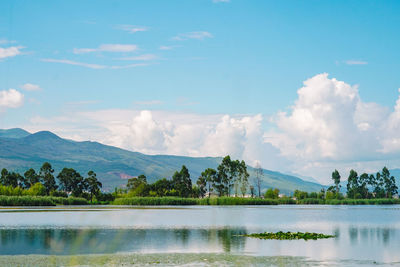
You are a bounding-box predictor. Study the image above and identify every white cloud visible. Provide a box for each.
[19,73,400,183]
[172,31,213,41]
[117,25,148,34]
[41,58,149,69]
[345,60,368,65]
[159,45,178,50]
[213,0,230,3]
[73,44,138,54]
[0,89,24,108]
[117,54,157,61]
[41,58,106,69]
[0,46,24,59]
[20,83,41,91]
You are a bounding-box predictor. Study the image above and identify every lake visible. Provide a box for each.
[0,205,399,266]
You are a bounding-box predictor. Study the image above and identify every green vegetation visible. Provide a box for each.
[244,231,335,240]
[0,196,88,206]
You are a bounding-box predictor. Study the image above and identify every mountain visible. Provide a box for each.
[0,128,323,194]
[0,128,31,139]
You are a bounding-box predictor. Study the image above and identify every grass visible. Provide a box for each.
[244,231,335,240]
[0,196,88,206]
[0,196,55,206]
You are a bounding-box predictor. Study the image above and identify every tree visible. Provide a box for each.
[127,174,147,191]
[57,167,84,196]
[150,178,172,196]
[24,168,40,189]
[196,176,207,198]
[0,168,8,186]
[239,160,249,197]
[40,162,57,194]
[373,172,385,198]
[346,169,360,198]
[172,165,192,197]
[382,167,398,198]
[265,188,279,199]
[217,156,243,197]
[85,171,102,203]
[359,173,370,198]
[254,162,263,197]
[331,169,341,194]
[249,185,255,198]
[200,168,217,198]
[0,169,21,188]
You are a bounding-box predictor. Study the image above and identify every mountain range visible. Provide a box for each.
[0,128,324,194]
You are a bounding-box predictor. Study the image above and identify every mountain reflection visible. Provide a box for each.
[0,228,248,255]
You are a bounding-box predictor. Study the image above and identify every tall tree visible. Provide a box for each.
[239,160,249,197]
[57,168,84,196]
[0,168,8,186]
[127,174,147,191]
[359,173,370,198]
[85,171,102,203]
[254,162,263,197]
[40,162,57,194]
[331,169,341,194]
[196,176,207,198]
[382,167,398,198]
[200,168,217,198]
[24,168,40,189]
[172,165,192,197]
[346,169,359,198]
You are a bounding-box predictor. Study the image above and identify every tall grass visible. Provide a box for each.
[197,197,278,205]
[0,196,88,206]
[113,197,279,206]
[0,196,55,206]
[113,197,198,206]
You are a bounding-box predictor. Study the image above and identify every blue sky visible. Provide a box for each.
[1,0,400,182]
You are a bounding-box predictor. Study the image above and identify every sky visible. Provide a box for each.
[1,0,400,184]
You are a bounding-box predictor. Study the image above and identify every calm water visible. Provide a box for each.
[0,205,399,264]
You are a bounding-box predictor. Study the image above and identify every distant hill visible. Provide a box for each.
[0,128,31,138]
[0,128,323,194]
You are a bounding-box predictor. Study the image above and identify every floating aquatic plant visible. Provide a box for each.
[244,231,335,240]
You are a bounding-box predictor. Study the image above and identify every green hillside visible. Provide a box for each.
[0,128,323,194]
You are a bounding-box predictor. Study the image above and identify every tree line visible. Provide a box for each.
[328,167,398,199]
[0,162,103,202]
[124,155,250,198]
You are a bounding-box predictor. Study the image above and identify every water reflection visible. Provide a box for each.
[0,228,249,255]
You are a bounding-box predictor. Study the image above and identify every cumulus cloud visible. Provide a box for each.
[73,44,138,54]
[19,73,400,183]
[0,89,24,109]
[0,46,24,59]
[20,83,41,91]
[172,31,213,41]
[266,73,400,180]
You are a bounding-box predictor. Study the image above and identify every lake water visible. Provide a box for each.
[0,205,399,266]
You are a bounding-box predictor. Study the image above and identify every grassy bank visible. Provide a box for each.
[113,197,294,206]
[0,196,88,206]
[113,196,400,206]
[298,198,400,205]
